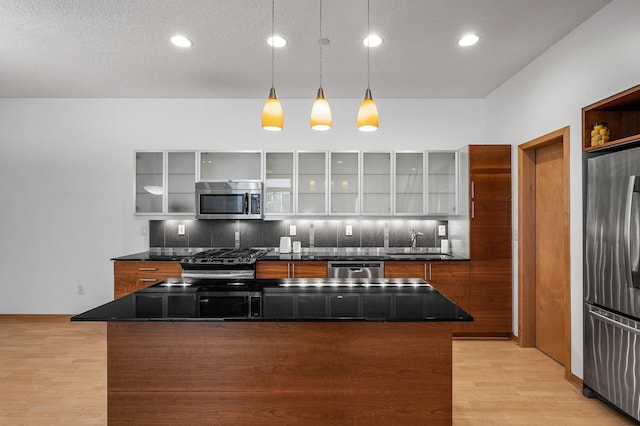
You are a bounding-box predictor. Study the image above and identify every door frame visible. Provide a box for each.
[518,126,572,381]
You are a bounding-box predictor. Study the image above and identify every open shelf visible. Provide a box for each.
[583,84,640,151]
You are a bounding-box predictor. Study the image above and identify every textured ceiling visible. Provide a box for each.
[0,0,611,98]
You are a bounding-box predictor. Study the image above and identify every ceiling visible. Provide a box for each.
[0,0,611,99]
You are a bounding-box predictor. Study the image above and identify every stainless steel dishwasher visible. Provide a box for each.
[327,261,384,279]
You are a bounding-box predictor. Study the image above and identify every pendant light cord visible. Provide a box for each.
[271,0,275,88]
[367,0,370,90]
[319,0,323,88]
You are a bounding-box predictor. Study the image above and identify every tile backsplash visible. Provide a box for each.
[150,219,449,250]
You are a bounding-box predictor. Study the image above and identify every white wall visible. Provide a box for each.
[485,0,640,377]
[0,98,483,314]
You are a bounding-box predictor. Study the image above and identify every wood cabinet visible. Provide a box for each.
[385,260,470,333]
[467,145,512,336]
[256,261,328,278]
[582,84,640,151]
[113,261,182,299]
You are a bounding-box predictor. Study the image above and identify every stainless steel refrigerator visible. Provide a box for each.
[584,146,640,422]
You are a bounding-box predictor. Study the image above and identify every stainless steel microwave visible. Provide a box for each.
[195,181,263,219]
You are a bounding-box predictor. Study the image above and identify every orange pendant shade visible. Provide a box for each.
[310,87,332,131]
[357,88,379,132]
[262,87,283,131]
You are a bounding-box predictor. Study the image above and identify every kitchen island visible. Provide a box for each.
[73,278,471,426]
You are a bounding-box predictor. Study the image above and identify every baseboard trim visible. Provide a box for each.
[511,333,520,345]
[0,314,73,321]
[567,371,583,390]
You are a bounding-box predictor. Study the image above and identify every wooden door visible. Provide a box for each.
[384,261,426,279]
[534,142,566,365]
[291,261,327,278]
[255,261,291,278]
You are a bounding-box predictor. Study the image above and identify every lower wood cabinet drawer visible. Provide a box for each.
[114,261,182,275]
[113,261,182,299]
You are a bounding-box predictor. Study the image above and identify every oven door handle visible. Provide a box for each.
[182,270,255,279]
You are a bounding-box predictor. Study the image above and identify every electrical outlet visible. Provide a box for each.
[178,224,186,236]
[346,225,353,236]
[438,225,447,236]
[77,285,84,295]
[290,225,296,236]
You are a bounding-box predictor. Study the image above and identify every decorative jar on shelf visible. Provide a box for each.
[591,122,610,146]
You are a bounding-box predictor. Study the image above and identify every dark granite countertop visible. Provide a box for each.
[71,277,473,323]
[112,248,469,262]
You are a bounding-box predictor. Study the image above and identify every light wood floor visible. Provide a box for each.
[0,316,635,425]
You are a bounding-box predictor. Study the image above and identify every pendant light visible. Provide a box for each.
[357,0,379,132]
[310,0,332,131]
[262,0,283,131]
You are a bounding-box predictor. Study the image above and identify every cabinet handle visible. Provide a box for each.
[471,201,475,219]
[424,264,427,281]
[291,263,295,278]
[139,278,157,282]
[138,267,157,271]
[428,263,432,281]
[471,181,475,199]
[287,263,291,278]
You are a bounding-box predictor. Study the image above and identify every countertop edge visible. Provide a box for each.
[112,250,470,262]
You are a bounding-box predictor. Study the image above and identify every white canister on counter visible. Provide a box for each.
[292,241,301,253]
[440,239,449,253]
[279,237,292,253]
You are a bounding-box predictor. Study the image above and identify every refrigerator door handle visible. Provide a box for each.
[624,175,640,289]
[589,310,640,336]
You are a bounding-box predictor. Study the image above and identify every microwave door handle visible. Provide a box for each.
[244,193,249,215]
[624,175,640,289]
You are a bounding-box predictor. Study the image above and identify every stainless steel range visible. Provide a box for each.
[180,248,269,279]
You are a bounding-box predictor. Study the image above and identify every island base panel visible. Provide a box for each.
[107,322,453,425]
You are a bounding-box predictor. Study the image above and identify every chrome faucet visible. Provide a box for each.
[411,228,424,248]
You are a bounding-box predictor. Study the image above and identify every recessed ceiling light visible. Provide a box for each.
[267,35,287,47]
[170,35,193,48]
[458,33,479,47]
[363,34,383,47]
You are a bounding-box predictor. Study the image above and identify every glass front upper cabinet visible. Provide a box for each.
[200,152,262,181]
[264,152,294,215]
[330,152,359,215]
[297,152,327,215]
[167,152,196,214]
[426,151,457,215]
[395,152,424,215]
[135,152,163,214]
[361,152,392,215]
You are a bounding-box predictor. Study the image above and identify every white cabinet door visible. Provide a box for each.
[297,152,327,215]
[330,152,359,215]
[135,152,163,214]
[264,152,295,215]
[200,152,262,181]
[395,152,424,215]
[361,152,392,215]
[426,151,457,215]
[167,152,196,214]
[135,151,197,216]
